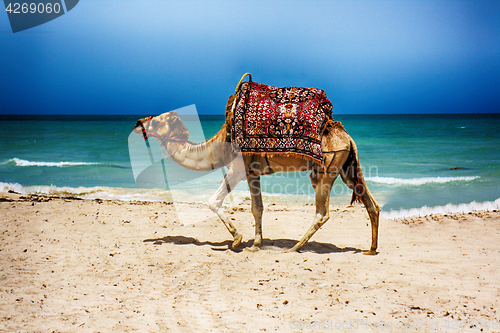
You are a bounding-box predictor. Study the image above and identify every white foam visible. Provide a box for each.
[0,182,24,194]
[3,182,498,220]
[0,182,170,201]
[0,182,322,206]
[4,158,99,167]
[382,198,500,219]
[367,176,479,186]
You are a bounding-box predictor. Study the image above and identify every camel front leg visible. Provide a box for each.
[207,166,246,249]
[286,173,336,252]
[245,173,264,251]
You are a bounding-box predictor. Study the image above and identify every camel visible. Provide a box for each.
[133,80,380,254]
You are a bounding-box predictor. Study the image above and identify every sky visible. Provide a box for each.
[0,0,499,115]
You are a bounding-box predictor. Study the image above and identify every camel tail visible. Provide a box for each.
[343,139,364,205]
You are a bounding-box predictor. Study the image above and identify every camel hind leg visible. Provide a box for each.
[340,146,381,255]
[245,172,264,251]
[351,178,380,255]
[360,183,380,255]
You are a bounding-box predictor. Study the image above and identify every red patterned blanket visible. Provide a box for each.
[231,81,333,165]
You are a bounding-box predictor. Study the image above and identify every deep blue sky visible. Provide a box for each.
[1,0,499,115]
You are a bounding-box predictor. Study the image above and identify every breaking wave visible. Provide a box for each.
[0,182,170,201]
[382,198,500,219]
[2,182,499,221]
[0,182,338,206]
[367,176,479,186]
[1,158,128,168]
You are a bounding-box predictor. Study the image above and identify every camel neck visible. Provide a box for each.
[165,128,231,172]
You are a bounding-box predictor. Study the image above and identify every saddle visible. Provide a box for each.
[230,74,333,165]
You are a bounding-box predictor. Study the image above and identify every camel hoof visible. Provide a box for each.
[232,233,243,249]
[284,248,299,253]
[244,245,261,252]
[363,249,377,255]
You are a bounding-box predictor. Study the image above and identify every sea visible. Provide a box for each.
[1,113,499,219]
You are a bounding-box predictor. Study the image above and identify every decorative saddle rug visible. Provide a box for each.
[231,81,333,165]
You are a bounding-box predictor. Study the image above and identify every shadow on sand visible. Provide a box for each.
[143,235,363,254]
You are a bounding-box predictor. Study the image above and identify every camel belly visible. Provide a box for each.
[243,150,349,176]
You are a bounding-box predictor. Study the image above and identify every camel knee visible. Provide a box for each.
[361,191,381,215]
[207,199,216,212]
[207,197,222,212]
[371,204,381,216]
[314,211,329,229]
[320,212,330,226]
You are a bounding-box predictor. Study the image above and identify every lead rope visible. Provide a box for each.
[141,115,173,190]
[141,116,155,165]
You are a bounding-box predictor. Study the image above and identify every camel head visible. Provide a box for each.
[133,111,190,142]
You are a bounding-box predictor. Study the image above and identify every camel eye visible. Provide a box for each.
[150,119,159,128]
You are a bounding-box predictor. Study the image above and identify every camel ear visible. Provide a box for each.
[133,117,148,132]
[134,120,143,130]
[169,117,189,141]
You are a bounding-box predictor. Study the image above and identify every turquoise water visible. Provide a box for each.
[338,114,500,213]
[1,114,499,217]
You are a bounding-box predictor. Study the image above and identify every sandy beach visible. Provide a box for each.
[0,191,499,332]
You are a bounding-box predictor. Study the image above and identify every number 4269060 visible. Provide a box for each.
[5,2,62,14]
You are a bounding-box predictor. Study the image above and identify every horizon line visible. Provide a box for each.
[1,112,499,117]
